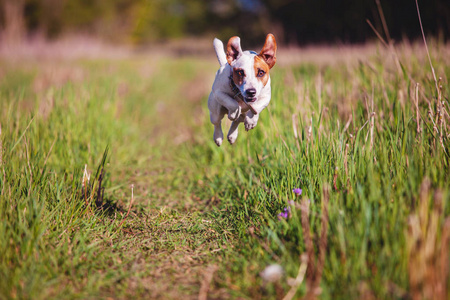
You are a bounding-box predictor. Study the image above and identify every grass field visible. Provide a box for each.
[0,40,449,299]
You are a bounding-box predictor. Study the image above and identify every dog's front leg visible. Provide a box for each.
[227,114,245,144]
[244,104,263,131]
[215,91,241,121]
[244,95,270,131]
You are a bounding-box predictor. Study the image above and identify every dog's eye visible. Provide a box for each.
[257,69,266,77]
[235,69,244,77]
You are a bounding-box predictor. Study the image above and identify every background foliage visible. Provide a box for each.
[0,0,449,45]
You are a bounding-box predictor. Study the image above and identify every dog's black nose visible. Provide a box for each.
[246,88,256,97]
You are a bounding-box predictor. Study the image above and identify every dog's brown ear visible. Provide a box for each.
[259,34,277,69]
[227,36,243,65]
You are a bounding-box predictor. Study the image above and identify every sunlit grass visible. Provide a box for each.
[0,42,449,299]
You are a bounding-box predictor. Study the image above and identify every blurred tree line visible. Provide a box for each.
[0,0,448,45]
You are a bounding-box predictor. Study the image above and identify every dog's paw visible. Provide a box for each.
[214,129,223,147]
[214,137,223,147]
[227,136,237,145]
[228,106,241,121]
[244,118,257,131]
[227,131,238,144]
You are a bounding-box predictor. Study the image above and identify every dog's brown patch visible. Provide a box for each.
[254,56,270,86]
[233,68,244,86]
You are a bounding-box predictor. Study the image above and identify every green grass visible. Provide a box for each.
[1,43,449,299]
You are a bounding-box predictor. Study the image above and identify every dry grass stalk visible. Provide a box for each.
[82,164,91,209]
[301,185,330,300]
[292,114,299,139]
[24,136,32,197]
[312,185,329,298]
[406,177,450,300]
[365,19,388,48]
[283,254,308,300]
[319,187,329,259]
[248,226,281,262]
[437,78,445,146]
[292,114,301,151]
[0,123,2,167]
[414,0,440,98]
[415,83,421,135]
[301,198,314,283]
[344,143,349,179]
[316,74,322,109]
[375,0,391,44]
[10,117,34,154]
[198,265,218,300]
[444,101,450,120]
[268,107,296,160]
[39,136,56,178]
[366,0,402,75]
[438,218,450,300]
[427,100,438,137]
[0,123,4,197]
[364,89,376,151]
[119,184,134,227]
[343,115,352,134]
[414,0,448,154]
[369,91,375,150]
[333,167,339,191]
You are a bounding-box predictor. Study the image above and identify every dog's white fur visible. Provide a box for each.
[208,34,277,146]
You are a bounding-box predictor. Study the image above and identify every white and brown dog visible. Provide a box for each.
[208,34,277,146]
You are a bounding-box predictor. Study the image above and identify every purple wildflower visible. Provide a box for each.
[277,206,290,220]
[293,188,302,196]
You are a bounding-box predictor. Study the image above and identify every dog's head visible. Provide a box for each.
[226,34,277,103]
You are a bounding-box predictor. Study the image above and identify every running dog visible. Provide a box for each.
[207,34,277,146]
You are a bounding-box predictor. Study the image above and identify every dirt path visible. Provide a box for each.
[104,57,230,299]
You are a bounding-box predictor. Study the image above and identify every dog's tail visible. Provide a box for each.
[213,38,227,67]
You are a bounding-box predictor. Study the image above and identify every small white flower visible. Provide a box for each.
[260,264,283,282]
